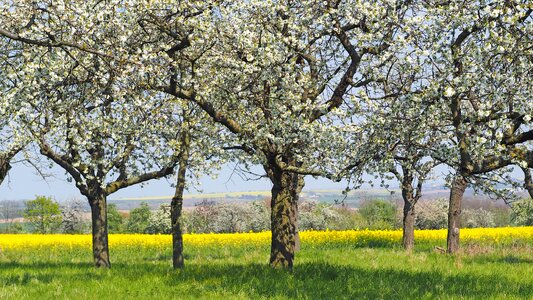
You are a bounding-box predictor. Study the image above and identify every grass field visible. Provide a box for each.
[1,229,533,299]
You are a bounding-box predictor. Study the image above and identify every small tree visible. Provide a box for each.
[245,201,270,232]
[23,196,62,233]
[126,202,152,233]
[0,200,23,232]
[299,201,341,231]
[146,204,171,234]
[359,200,397,230]
[61,198,87,234]
[462,208,495,228]
[415,199,449,230]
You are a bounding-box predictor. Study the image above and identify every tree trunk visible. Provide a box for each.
[269,169,302,269]
[89,194,111,268]
[400,169,418,251]
[171,182,186,269]
[522,167,533,199]
[0,159,11,186]
[446,175,467,254]
[290,173,304,252]
[402,200,416,251]
[171,134,189,269]
[170,127,191,269]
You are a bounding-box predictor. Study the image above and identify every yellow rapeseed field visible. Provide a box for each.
[2,227,533,250]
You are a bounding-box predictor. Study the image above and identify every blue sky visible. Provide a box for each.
[9,150,516,202]
[0,160,351,202]
[6,154,525,203]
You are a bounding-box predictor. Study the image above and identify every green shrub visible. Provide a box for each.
[126,202,152,233]
[358,199,397,229]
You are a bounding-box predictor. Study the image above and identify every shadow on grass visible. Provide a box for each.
[0,260,152,286]
[1,259,531,298]
[166,262,533,299]
[499,255,533,264]
[464,254,533,265]
[0,261,95,269]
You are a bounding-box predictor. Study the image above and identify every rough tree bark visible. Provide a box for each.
[88,192,111,268]
[402,199,416,251]
[400,170,416,251]
[267,156,304,269]
[290,172,304,252]
[171,130,190,269]
[446,175,467,254]
[269,172,296,269]
[393,164,426,252]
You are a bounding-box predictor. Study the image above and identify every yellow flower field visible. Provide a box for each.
[2,227,533,250]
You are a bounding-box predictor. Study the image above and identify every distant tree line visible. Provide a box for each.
[4,196,533,234]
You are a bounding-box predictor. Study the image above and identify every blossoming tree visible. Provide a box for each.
[407,1,532,253]
[0,0,224,268]
[173,0,417,268]
[0,38,29,185]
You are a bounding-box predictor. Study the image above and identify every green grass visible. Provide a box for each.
[1,243,533,299]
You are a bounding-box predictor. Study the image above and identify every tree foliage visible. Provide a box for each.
[23,195,62,234]
[510,199,533,226]
[107,204,125,233]
[126,202,152,234]
[60,199,88,234]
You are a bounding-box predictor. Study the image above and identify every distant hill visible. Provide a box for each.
[108,188,441,210]
[108,187,529,210]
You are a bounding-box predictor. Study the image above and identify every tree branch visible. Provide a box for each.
[105,163,178,195]
[37,138,88,196]
[0,28,113,59]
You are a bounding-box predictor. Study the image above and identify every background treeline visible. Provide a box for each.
[3,196,533,234]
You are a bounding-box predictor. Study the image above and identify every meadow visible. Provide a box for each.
[1,228,533,299]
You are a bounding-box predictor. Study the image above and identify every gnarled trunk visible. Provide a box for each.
[268,167,303,269]
[402,200,416,251]
[446,175,467,254]
[89,194,111,268]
